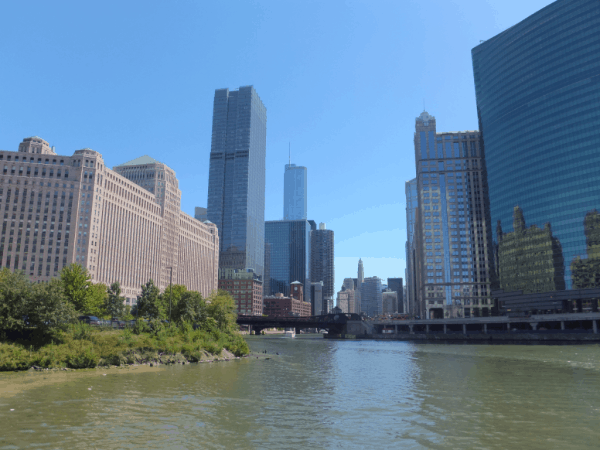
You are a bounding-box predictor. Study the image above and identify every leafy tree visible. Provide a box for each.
[136,280,164,320]
[161,284,187,320]
[86,283,108,317]
[207,290,237,332]
[60,264,92,312]
[105,282,126,319]
[0,269,30,335]
[174,290,206,324]
[28,279,77,336]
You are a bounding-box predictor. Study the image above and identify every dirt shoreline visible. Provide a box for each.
[0,352,274,399]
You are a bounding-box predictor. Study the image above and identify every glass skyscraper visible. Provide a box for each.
[472,0,600,292]
[264,220,312,302]
[207,86,267,277]
[405,178,418,315]
[283,163,307,220]
[412,111,494,319]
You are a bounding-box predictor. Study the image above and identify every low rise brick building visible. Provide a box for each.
[218,268,263,316]
[263,281,311,317]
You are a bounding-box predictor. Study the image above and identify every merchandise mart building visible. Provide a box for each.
[472,0,600,294]
[0,137,219,304]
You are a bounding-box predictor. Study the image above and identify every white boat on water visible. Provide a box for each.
[283,328,296,338]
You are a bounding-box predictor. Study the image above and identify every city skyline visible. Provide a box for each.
[0,0,557,284]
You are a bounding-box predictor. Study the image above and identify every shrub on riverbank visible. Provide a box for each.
[0,320,250,371]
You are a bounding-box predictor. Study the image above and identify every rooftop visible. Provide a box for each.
[116,155,162,167]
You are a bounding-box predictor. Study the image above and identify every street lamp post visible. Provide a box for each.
[167,267,173,327]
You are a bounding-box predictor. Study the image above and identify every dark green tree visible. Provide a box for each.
[207,290,237,332]
[0,268,30,335]
[136,280,164,320]
[174,290,206,324]
[28,279,77,336]
[105,282,126,319]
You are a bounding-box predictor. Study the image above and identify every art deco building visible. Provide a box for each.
[207,86,267,277]
[472,0,600,291]
[412,111,494,319]
[0,137,219,304]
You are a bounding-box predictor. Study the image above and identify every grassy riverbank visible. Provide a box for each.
[0,322,250,371]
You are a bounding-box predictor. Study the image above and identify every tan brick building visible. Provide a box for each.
[0,137,219,305]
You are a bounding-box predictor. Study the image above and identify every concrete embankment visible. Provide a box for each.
[325,332,600,343]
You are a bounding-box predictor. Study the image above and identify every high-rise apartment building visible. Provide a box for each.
[405,178,418,315]
[264,220,312,302]
[387,278,404,313]
[382,290,398,314]
[283,163,307,220]
[207,86,267,277]
[412,111,494,319]
[361,276,382,317]
[310,281,323,315]
[472,0,600,293]
[311,222,334,306]
[355,258,364,313]
[0,137,219,304]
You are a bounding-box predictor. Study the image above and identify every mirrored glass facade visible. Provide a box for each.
[283,164,307,220]
[207,86,266,277]
[264,220,311,303]
[472,0,600,292]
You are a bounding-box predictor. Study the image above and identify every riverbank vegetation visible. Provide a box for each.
[0,266,249,371]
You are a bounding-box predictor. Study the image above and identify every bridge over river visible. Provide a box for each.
[236,313,361,335]
[239,312,600,342]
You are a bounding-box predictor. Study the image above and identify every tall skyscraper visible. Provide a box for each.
[472,0,600,293]
[405,178,418,315]
[283,163,307,220]
[207,86,267,277]
[310,281,323,315]
[311,223,334,307]
[355,258,364,313]
[412,111,494,319]
[361,276,382,317]
[264,220,312,302]
[387,278,404,313]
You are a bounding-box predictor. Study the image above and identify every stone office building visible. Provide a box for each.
[0,137,219,304]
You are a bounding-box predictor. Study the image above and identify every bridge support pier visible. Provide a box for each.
[593,320,598,334]
[394,325,398,334]
[463,324,467,335]
[409,325,414,335]
[561,321,565,331]
[530,322,538,331]
[483,324,487,334]
[443,324,447,334]
[426,324,429,334]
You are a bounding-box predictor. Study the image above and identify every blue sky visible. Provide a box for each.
[0,0,553,289]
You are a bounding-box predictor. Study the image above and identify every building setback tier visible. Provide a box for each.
[0,137,219,304]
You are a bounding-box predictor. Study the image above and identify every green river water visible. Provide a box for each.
[1,336,599,449]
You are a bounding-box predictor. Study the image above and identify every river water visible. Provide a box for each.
[1,336,600,449]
